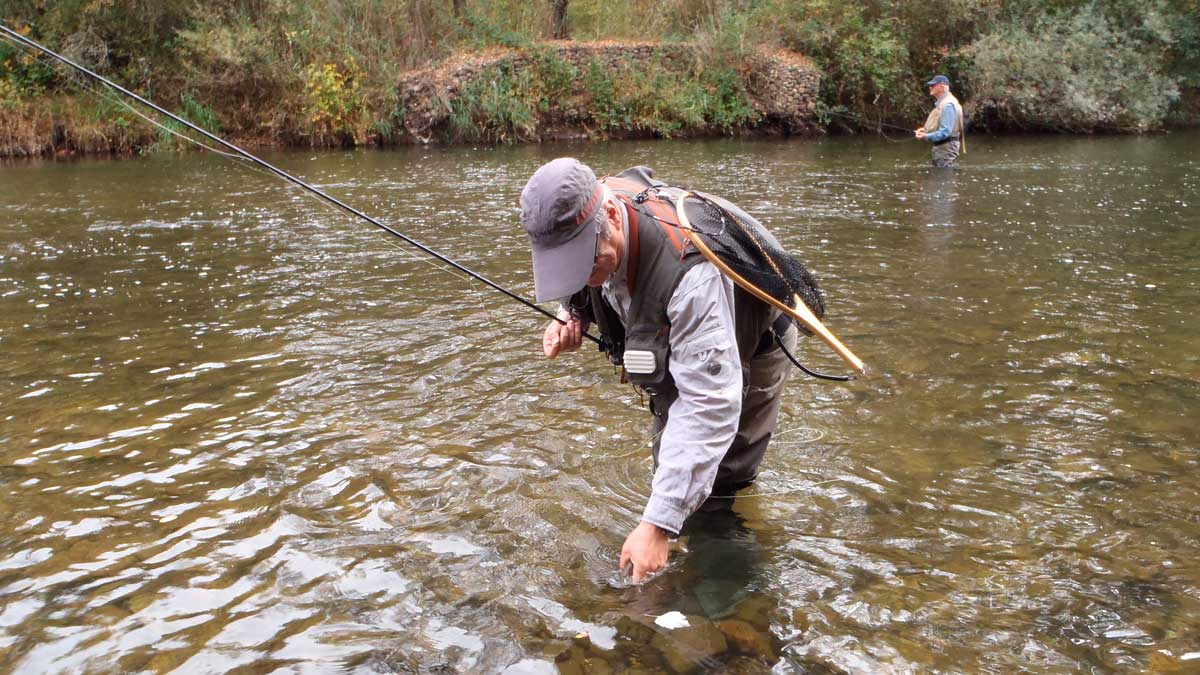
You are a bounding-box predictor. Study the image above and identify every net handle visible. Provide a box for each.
[673,192,866,374]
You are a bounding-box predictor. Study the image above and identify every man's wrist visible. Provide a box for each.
[641,520,674,538]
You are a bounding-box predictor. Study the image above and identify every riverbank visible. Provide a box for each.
[1,40,824,157]
[2,76,1196,159]
[0,34,1195,157]
[3,0,1198,159]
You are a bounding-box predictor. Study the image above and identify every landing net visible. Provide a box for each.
[678,191,826,325]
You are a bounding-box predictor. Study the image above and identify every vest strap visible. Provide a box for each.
[614,194,641,297]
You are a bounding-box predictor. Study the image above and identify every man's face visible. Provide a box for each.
[929,83,946,98]
[585,200,622,287]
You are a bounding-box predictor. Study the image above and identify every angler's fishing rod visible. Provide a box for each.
[826,109,916,134]
[0,22,599,345]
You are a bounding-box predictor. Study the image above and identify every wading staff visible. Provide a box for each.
[0,22,599,345]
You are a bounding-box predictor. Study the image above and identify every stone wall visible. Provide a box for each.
[397,41,821,142]
[745,47,823,134]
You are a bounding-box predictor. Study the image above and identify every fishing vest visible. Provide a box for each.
[568,167,775,415]
[923,92,965,149]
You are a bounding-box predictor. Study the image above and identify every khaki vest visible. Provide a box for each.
[923,92,965,151]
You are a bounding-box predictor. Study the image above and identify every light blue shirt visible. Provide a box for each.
[926,94,959,143]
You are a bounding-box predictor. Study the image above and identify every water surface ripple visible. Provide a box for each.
[1,134,1197,673]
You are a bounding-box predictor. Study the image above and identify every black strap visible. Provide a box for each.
[754,314,793,357]
[587,287,626,365]
[757,314,854,381]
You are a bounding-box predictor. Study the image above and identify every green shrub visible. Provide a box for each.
[149,92,222,151]
[531,48,579,105]
[1163,0,1200,88]
[303,60,367,142]
[0,78,21,110]
[0,23,56,99]
[447,64,538,143]
[751,1,915,121]
[705,66,757,129]
[966,3,1179,131]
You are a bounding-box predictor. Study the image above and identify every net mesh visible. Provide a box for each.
[680,193,826,320]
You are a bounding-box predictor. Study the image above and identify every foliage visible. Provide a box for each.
[748,1,915,120]
[966,3,1179,130]
[0,0,192,86]
[2,0,1198,155]
[443,46,757,144]
[447,63,539,143]
[1163,0,1200,87]
[150,93,224,151]
[0,22,54,98]
[303,60,366,143]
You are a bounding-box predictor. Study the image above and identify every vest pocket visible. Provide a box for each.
[625,328,669,387]
[675,325,733,361]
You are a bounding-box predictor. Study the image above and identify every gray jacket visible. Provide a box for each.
[569,167,774,533]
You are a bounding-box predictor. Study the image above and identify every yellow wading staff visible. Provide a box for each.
[673,192,866,375]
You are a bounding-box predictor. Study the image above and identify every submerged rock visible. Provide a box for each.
[615,615,658,643]
[1147,651,1199,674]
[717,618,774,660]
[732,594,777,632]
[649,614,728,673]
[554,644,614,675]
[721,655,777,674]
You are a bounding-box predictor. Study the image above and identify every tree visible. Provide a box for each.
[551,0,568,39]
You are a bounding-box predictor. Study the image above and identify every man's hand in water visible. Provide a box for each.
[543,310,582,358]
[620,521,670,582]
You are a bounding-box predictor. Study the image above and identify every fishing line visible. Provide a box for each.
[707,477,843,499]
[606,421,834,500]
[0,35,262,166]
[607,425,822,460]
[823,109,917,142]
[0,23,598,344]
[0,28,522,335]
[4,28,553,412]
[65,71,253,163]
[0,31,442,279]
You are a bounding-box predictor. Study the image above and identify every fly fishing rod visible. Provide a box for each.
[0,22,600,344]
[826,109,917,136]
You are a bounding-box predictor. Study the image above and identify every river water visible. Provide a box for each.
[1,132,1197,674]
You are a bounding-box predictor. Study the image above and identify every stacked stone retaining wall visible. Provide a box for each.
[398,41,821,142]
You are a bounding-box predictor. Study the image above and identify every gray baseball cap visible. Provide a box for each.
[519,158,605,302]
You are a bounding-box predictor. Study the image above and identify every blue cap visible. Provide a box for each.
[925,75,950,87]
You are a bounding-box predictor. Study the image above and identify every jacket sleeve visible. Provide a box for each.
[640,263,742,534]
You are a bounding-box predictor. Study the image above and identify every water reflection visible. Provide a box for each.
[1,132,1198,673]
[915,166,960,229]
